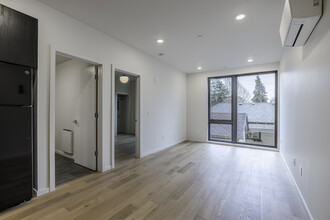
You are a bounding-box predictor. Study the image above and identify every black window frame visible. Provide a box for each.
[208,70,278,148]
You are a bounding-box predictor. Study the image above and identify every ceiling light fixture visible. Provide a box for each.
[120,76,129,84]
[197,35,203,39]
[157,39,164,44]
[236,14,246,20]
[197,66,202,70]
[247,58,254,62]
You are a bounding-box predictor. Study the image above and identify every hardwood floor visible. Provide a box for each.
[0,142,309,220]
[115,134,136,165]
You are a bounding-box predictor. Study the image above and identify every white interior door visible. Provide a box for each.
[73,66,96,170]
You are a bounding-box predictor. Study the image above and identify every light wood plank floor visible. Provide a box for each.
[115,134,136,165]
[0,142,309,220]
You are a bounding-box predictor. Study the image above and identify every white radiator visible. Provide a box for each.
[62,129,73,154]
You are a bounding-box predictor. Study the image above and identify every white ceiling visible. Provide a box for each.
[39,0,285,73]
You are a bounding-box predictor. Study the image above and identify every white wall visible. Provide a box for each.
[279,0,330,219]
[187,63,279,142]
[0,0,186,194]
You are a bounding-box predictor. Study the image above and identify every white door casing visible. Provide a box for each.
[49,46,104,193]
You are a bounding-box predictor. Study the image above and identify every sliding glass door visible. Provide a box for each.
[208,71,277,148]
[236,73,276,146]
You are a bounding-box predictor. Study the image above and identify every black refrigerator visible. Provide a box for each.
[0,62,33,211]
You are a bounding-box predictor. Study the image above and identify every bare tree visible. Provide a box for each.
[237,82,251,103]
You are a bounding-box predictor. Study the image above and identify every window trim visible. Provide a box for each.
[208,70,278,148]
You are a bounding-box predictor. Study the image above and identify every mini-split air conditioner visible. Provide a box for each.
[280,0,322,47]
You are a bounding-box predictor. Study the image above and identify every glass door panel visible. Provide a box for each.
[209,77,232,142]
[210,123,232,141]
[236,73,276,147]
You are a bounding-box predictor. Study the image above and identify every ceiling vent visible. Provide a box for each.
[280,0,322,47]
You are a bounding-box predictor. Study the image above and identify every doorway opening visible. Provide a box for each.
[54,54,99,186]
[114,70,139,166]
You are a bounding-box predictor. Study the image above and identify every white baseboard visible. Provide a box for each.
[141,140,187,157]
[186,137,205,143]
[55,149,74,159]
[33,187,50,197]
[104,165,112,172]
[186,139,279,152]
[140,146,168,157]
[208,140,279,152]
[280,152,314,220]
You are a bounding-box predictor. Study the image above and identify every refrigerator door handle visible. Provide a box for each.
[22,105,32,108]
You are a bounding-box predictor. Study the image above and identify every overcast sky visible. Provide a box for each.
[238,73,275,102]
[216,73,276,102]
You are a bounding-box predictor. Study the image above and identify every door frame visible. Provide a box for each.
[49,46,103,191]
[111,67,141,169]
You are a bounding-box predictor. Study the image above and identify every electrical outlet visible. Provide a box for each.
[300,166,303,176]
[293,158,296,166]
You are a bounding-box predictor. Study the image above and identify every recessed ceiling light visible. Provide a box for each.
[248,58,254,62]
[157,39,164,44]
[197,66,202,70]
[236,14,246,20]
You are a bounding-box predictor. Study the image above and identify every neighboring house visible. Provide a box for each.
[210,112,248,141]
[210,103,275,140]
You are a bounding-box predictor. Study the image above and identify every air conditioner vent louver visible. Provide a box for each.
[280,0,322,47]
